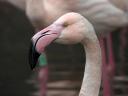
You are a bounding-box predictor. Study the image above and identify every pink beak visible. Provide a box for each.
[29,24,63,70]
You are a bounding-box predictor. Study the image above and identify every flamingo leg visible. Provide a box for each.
[38,66,48,96]
[100,37,111,96]
[100,32,115,96]
[106,33,115,77]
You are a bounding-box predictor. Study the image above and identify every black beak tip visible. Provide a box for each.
[29,41,40,70]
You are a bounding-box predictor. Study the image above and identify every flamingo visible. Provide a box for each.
[29,12,102,96]
[109,0,128,11]
[2,0,128,13]
[26,0,128,34]
[1,1,128,31]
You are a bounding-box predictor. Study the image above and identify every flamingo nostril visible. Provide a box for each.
[41,30,51,35]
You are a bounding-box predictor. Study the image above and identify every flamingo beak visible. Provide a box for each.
[29,25,63,70]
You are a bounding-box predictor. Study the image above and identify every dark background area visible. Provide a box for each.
[0,2,34,96]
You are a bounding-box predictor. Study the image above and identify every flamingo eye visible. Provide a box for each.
[63,23,68,27]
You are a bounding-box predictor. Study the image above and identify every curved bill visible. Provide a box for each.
[28,31,59,70]
[28,24,63,70]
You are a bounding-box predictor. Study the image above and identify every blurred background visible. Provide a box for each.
[0,1,128,96]
[0,2,34,96]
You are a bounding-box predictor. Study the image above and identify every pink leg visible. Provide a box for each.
[106,33,115,96]
[106,33,115,77]
[38,66,48,96]
[100,37,111,96]
[100,33,115,96]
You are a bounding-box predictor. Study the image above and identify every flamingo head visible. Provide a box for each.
[29,12,92,70]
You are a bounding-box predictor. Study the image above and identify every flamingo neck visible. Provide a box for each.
[79,37,101,96]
